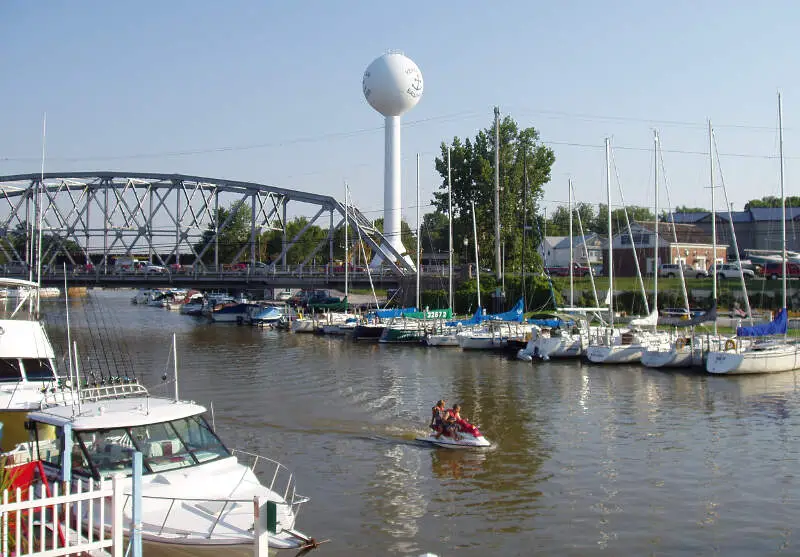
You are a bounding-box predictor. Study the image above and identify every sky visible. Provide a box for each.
[1,1,798,228]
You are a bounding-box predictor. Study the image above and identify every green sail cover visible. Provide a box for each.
[400,308,453,320]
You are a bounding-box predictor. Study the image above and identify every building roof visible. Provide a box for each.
[547,233,602,250]
[634,221,714,244]
[667,207,800,224]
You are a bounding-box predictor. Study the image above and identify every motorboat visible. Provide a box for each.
[251,305,283,325]
[209,302,257,324]
[415,419,491,449]
[9,383,315,553]
[0,277,74,450]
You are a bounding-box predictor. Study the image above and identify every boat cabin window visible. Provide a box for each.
[170,415,228,464]
[21,358,56,381]
[70,416,230,479]
[0,359,22,382]
[75,428,137,477]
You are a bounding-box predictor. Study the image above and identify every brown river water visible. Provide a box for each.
[42,289,800,556]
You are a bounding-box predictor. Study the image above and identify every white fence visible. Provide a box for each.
[0,477,123,557]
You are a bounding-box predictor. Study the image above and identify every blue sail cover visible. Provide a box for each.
[529,318,564,328]
[737,307,788,337]
[370,307,417,319]
[446,307,483,327]
[484,298,525,323]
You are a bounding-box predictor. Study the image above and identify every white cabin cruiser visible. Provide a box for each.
[0,278,74,449]
[18,385,314,553]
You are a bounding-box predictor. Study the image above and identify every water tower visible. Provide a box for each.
[362,51,424,266]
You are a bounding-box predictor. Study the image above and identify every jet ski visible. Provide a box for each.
[416,419,492,449]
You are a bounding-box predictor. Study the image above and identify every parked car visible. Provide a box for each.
[709,263,755,280]
[544,263,593,277]
[762,261,800,280]
[658,263,708,279]
[243,261,269,275]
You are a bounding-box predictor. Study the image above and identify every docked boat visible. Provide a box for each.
[210,302,258,324]
[11,383,315,553]
[0,278,73,449]
[251,305,284,325]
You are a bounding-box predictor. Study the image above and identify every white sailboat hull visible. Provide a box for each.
[425,334,460,347]
[586,343,646,364]
[641,347,695,368]
[707,342,800,374]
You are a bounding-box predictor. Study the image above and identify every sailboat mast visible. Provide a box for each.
[709,120,718,335]
[779,91,787,310]
[653,131,659,331]
[416,153,421,311]
[447,147,453,311]
[344,182,349,304]
[605,138,614,329]
[472,199,481,309]
[569,178,574,307]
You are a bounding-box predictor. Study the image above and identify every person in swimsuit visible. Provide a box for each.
[430,399,447,437]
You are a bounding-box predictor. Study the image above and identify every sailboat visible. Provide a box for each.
[707,93,799,374]
[586,138,661,364]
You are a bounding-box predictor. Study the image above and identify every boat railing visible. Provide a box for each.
[40,381,149,407]
[78,382,149,402]
[231,449,310,517]
[121,491,295,539]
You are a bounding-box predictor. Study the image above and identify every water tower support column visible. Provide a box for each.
[384,115,403,256]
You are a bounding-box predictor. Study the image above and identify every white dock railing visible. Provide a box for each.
[0,477,123,557]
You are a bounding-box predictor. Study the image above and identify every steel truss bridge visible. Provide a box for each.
[0,172,418,287]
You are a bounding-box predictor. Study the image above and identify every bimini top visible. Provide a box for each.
[27,396,208,430]
[0,319,55,359]
[0,278,41,289]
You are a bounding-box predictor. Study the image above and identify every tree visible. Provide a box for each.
[745,196,800,210]
[419,212,450,256]
[674,205,708,213]
[545,203,597,237]
[193,201,251,264]
[431,115,555,273]
[592,205,655,236]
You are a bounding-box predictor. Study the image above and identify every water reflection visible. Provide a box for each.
[35,290,800,556]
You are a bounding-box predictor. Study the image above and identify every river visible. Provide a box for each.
[44,289,800,556]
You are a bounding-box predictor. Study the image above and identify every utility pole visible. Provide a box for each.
[494,106,501,282]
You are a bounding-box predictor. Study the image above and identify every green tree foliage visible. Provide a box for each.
[545,203,597,236]
[1,222,83,264]
[194,201,251,264]
[419,212,450,256]
[431,115,555,274]
[744,196,800,210]
[592,204,655,236]
[674,205,708,213]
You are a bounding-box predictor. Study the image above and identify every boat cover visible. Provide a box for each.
[737,307,788,337]
[630,309,658,328]
[369,307,417,319]
[446,307,483,327]
[483,298,525,323]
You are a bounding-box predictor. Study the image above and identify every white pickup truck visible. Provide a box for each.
[710,263,755,280]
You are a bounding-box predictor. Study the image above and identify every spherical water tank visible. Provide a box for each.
[362,52,424,116]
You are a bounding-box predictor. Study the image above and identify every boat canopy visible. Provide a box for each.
[737,307,788,337]
[27,396,208,430]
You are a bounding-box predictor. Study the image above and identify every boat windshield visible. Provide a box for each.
[72,415,230,479]
[22,358,56,381]
[0,359,22,382]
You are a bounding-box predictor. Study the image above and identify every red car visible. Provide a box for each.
[763,261,800,279]
[545,263,593,277]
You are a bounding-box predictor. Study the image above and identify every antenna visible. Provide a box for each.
[36,113,46,316]
[64,263,74,388]
[172,333,179,402]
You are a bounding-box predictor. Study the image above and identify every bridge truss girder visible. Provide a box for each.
[0,172,414,277]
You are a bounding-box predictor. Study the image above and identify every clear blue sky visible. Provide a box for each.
[1,1,797,225]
